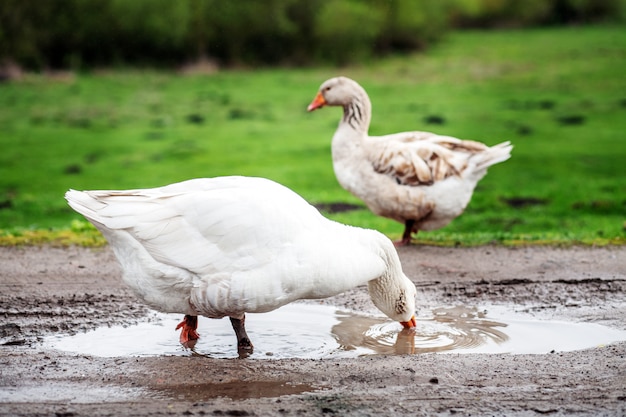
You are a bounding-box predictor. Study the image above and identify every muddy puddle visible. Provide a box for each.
[151,380,316,402]
[44,304,626,359]
[0,378,316,404]
[0,382,147,404]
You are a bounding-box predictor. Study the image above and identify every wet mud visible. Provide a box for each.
[1,245,625,416]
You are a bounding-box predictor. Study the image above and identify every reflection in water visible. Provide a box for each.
[332,306,509,355]
[44,303,626,359]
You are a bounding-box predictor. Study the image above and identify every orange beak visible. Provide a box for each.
[400,315,417,329]
[307,92,327,112]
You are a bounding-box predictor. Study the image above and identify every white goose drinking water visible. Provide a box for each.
[65,176,417,357]
[307,76,512,246]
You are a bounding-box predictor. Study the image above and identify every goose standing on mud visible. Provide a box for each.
[307,76,512,245]
[65,176,417,357]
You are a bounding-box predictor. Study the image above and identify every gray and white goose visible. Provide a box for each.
[307,76,513,245]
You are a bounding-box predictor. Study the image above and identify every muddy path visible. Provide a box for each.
[0,245,625,416]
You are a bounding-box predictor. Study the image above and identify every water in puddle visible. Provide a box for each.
[44,304,626,359]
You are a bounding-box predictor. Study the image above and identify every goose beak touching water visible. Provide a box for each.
[65,176,417,357]
[307,77,512,246]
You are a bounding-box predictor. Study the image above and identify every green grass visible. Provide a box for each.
[1,25,625,246]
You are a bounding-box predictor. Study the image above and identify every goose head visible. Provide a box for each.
[366,236,418,329]
[307,76,365,111]
[369,270,418,329]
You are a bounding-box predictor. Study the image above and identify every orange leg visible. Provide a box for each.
[175,315,200,349]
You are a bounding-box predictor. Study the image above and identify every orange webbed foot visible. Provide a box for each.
[176,315,200,349]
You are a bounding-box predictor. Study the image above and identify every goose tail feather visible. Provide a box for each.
[474,141,513,171]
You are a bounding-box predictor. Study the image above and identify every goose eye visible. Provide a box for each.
[324,86,331,92]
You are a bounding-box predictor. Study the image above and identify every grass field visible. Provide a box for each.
[1,25,624,246]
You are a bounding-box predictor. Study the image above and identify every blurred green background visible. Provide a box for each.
[2,0,625,68]
[1,0,624,246]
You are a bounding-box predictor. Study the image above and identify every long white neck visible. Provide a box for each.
[331,84,372,193]
[339,83,371,135]
[366,235,415,323]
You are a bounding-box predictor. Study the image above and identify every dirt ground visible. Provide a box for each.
[0,245,625,417]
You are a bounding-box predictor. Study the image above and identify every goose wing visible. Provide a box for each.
[367,132,489,186]
[66,177,324,277]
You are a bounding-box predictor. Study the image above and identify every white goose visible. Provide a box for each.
[65,176,417,357]
[307,76,512,245]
